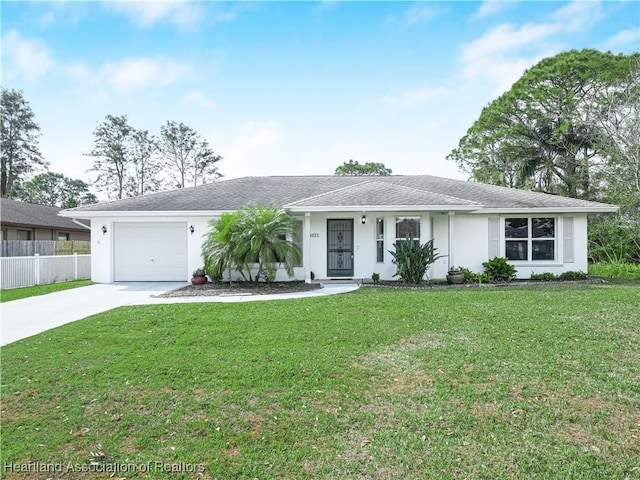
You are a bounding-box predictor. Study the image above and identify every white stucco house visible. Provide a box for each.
[59,175,617,283]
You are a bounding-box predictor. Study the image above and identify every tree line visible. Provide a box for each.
[1,87,223,206]
[448,49,640,263]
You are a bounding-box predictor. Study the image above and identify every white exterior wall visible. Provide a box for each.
[306,212,432,281]
[86,212,591,284]
[90,216,214,283]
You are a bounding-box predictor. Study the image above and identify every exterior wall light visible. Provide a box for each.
[361,215,367,225]
[189,225,195,234]
[101,225,107,235]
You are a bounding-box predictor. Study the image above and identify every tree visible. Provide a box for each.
[202,205,301,282]
[15,172,97,208]
[447,49,639,198]
[86,114,134,200]
[334,159,393,176]
[587,60,640,263]
[128,129,161,197]
[158,121,222,188]
[1,88,47,198]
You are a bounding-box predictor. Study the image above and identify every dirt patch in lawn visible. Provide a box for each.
[157,281,321,297]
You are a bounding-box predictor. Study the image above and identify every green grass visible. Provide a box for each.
[0,280,93,303]
[2,285,639,479]
[589,262,640,280]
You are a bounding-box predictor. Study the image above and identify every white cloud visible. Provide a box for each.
[459,1,606,95]
[389,4,447,29]
[472,1,513,20]
[185,90,217,109]
[603,28,640,50]
[381,86,450,108]
[1,30,54,81]
[108,0,204,30]
[100,57,190,90]
[216,121,283,178]
[552,0,603,32]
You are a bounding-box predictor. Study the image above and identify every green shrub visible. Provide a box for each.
[459,267,493,284]
[558,270,589,281]
[530,272,557,281]
[390,238,442,284]
[371,272,380,284]
[482,257,516,282]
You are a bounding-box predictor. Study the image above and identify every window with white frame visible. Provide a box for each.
[395,217,420,245]
[505,217,555,261]
[376,218,384,263]
[58,232,70,241]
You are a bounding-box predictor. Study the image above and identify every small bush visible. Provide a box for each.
[559,270,589,281]
[371,272,380,284]
[530,272,557,281]
[459,267,493,284]
[482,257,516,282]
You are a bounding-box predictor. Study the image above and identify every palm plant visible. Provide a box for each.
[237,205,302,282]
[202,210,250,282]
[202,205,302,283]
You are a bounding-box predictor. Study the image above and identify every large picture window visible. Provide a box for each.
[505,217,555,261]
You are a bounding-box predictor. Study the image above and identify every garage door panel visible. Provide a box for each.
[114,223,187,281]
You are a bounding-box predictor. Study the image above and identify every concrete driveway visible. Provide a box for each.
[1,282,359,346]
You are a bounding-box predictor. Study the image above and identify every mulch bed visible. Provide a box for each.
[361,278,607,290]
[157,281,322,298]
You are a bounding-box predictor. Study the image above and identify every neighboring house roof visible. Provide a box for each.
[60,175,618,216]
[0,198,90,231]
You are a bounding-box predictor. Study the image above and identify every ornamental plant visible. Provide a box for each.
[390,238,442,284]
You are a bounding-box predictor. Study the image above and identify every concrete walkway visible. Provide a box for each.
[1,282,360,346]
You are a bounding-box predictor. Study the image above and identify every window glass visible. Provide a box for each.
[506,240,528,261]
[532,218,555,238]
[376,218,384,263]
[395,218,420,240]
[58,233,70,241]
[532,240,555,260]
[505,218,528,238]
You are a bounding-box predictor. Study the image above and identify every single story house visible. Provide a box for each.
[1,198,90,242]
[59,175,617,283]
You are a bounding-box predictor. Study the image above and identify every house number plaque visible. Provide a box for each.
[310,233,320,238]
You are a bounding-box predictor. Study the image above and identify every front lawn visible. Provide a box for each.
[0,280,93,303]
[2,285,639,479]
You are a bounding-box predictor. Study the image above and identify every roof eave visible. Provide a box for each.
[470,206,619,214]
[58,210,232,219]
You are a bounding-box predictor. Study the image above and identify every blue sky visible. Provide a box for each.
[2,1,639,188]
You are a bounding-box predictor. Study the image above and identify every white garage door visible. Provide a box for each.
[114,222,188,281]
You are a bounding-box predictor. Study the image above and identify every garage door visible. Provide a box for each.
[114,223,187,281]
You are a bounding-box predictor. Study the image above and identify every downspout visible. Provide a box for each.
[448,212,455,270]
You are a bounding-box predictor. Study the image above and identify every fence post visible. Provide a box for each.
[74,252,78,280]
[34,253,40,285]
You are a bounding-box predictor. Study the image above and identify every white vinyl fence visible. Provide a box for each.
[0,254,91,290]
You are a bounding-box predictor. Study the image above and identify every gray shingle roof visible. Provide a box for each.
[61,175,617,214]
[286,180,480,207]
[1,198,90,230]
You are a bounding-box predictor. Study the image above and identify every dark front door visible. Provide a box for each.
[327,219,354,277]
